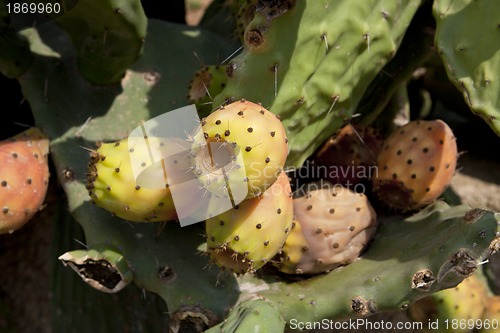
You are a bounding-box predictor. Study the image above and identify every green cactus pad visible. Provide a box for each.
[205,299,285,333]
[214,0,422,167]
[434,0,500,136]
[54,0,147,84]
[59,244,133,293]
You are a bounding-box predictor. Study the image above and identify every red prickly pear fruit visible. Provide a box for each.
[373,119,458,211]
[312,124,383,186]
[0,128,50,234]
[276,182,377,275]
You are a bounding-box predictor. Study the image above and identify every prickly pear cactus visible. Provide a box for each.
[6,0,500,332]
[0,128,49,234]
[277,183,377,275]
[434,0,500,136]
[206,172,293,273]
[214,0,423,167]
[194,99,289,199]
[409,273,489,333]
[373,120,458,210]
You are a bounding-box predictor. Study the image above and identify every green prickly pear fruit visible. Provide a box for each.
[276,182,377,275]
[206,171,293,274]
[477,296,500,333]
[409,274,489,333]
[373,119,457,211]
[0,128,49,234]
[187,65,228,117]
[87,137,194,222]
[193,99,288,200]
[312,124,383,186]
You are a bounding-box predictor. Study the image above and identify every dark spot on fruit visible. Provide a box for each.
[265,157,270,163]
[141,162,146,167]
[129,148,134,153]
[33,153,38,159]
[215,120,221,125]
[383,165,388,170]
[210,236,215,241]
[219,220,224,226]
[285,138,289,143]
[316,228,322,234]
[429,166,435,172]
[238,110,244,116]
[446,163,450,169]
[301,246,309,252]
[407,159,412,165]
[400,130,405,135]
[12,153,17,158]
[384,145,389,150]
[355,207,361,212]
[234,204,239,210]
[224,130,230,136]
[234,235,240,241]
[114,141,120,146]
[307,205,312,210]
[260,110,265,115]
[270,131,276,137]
[412,137,417,142]
[245,146,252,152]
[124,205,130,211]
[439,139,444,144]
[27,178,32,185]
[159,202,164,207]
[204,132,209,139]
[243,177,249,182]
[411,174,416,179]
[264,240,269,246]
[135,185,140,190]
[397,150,402,155]
[277,208,282,214]
[256,223,262,229]
[115,168,120,173]
[427,127,432,131]
[423,147,429,153]
[425,187,430,192]
[392,173,397,179]
[214,133,221,140]
[247,127,253,133]
[350,226,355,231]
[329,208,335,214]
[316,259,323,265]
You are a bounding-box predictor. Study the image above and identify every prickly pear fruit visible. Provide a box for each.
[373,119,457,211]
[277,182,377,275]
[0,128,49,234]
[188,65,228,117]
[87,137,193,222]
[206,171,293,274]
[477,296,500,333]
[312,124,383,186]
[193,99,288,199]
[409,274,489,333]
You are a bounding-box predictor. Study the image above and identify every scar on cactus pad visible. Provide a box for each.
[0,128,50,234]
[193,99,288,200]
[206,171,293,274]
[87,137,196,223]
[277,182,377,275]
[373,119,457,211]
